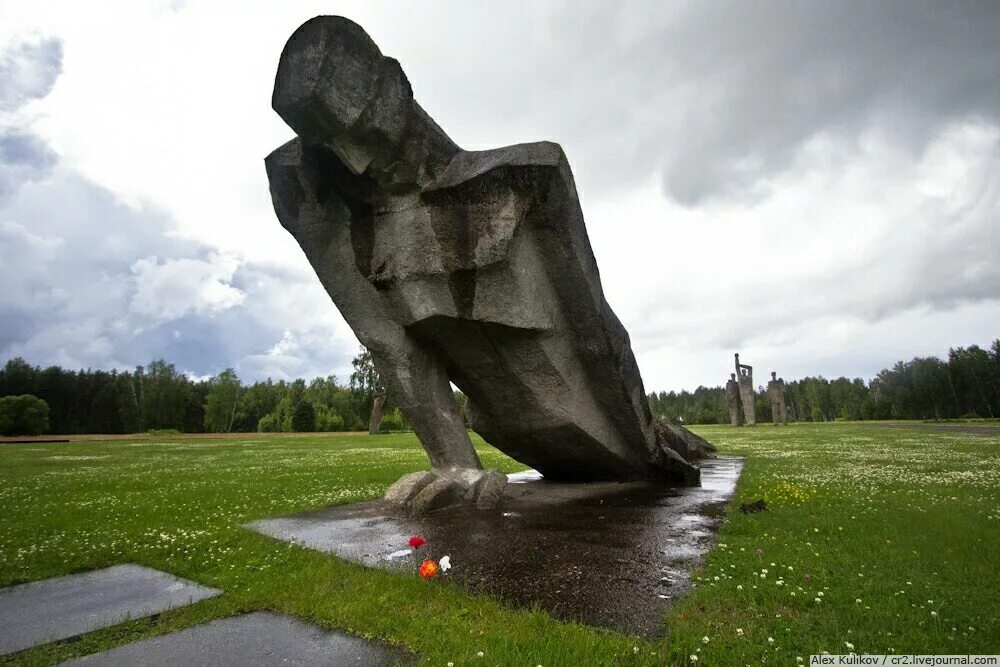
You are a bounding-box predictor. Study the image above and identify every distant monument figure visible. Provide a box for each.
[368,392,386,434]
[767,372,788,425]
[735,353,756,426]
[725,373,742,426]
[265,17,714,512]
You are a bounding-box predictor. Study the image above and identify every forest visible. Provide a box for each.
[648,340,1000,424]
[0,348,406,436]
[0,339,997,435]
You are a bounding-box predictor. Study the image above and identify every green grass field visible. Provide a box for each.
[1,424,997,665]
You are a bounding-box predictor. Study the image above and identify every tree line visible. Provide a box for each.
[647,340,1000,424]
[1,338,997,435]
[0,349,408,436]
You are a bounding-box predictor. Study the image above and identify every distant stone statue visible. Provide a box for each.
[725,373,742,426]
[266,17,714,512]
[735,353,756,426]
[767,372,788,425]
[368,392,385,435]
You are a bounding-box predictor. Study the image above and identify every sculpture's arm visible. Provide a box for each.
[265,138,481,472]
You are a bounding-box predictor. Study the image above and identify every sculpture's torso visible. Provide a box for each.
[265,16,708,489]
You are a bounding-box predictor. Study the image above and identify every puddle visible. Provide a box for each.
[248,456,744,637]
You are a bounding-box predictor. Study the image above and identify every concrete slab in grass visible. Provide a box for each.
[248,456,745,636]
[0,564,221,656]
[64,611,412,666]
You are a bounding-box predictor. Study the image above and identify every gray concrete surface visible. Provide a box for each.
[64,612,411,666]
[0,564,221,655]
[265,17,713,511]
[248,457,744,636]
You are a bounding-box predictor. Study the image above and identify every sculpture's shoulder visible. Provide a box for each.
[265,137,304,177]
[426,141,569,194]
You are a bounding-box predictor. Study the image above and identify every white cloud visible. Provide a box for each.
[130,253,245,320]
[0,1,998,391]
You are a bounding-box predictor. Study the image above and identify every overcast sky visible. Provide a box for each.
[0,1,997,391]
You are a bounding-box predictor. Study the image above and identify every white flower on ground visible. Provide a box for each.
[477,651,484,657]
[690,655,698,663]
[931,611,938,617]
[702,636,710,644]
[856,599,862,603]
[845,642,855,650]
[767,637,774,644]
[439,555,451,571]
[736,628,743,636]
[815,598,822,603]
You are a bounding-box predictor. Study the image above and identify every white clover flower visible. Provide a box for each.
[856,598,862,603]
[767,637,774,644]
[702,636,710,644]
[736,628,743,635]
[690,655,698,663]
[815,597,822,603]
[477,651,485,657]
[845,642,854,650]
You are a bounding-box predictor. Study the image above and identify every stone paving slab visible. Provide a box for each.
[0,564,221,656]
[64,611,412,666]
[248,456,745,636]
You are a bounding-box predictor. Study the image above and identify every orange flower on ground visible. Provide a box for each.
[419,559,439,579]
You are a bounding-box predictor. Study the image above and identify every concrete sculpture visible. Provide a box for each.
[767,371,788,425]
[735,353,756,426]
[725,373,742,426]
[265,16,715,512]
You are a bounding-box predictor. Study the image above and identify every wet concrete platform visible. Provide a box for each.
[64,611,412,666]
[0,564,221,655]
[248,457,744,636]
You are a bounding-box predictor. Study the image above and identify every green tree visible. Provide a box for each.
[203,369,242,433]
[291,400,316,432]
[0,395,50,436]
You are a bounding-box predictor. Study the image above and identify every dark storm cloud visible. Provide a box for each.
[416,1,1000,204]
[0,129,57,200]
[0,38,63,200]
[0,167,344,379]
[645,1,1000,204]
[0,33,340,379]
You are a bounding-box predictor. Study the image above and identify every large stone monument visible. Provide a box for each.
[725,373,742,426]
[767,371,788,425]
[265,16,714,512]
[735,353,756,426]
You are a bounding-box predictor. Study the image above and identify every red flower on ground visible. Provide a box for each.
[419,559,439,579]
[408,536,426,549]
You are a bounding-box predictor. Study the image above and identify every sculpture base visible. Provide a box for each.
[246,457,744,636]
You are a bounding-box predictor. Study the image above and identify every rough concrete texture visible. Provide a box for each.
[767,372,789,425]
[65,612,412,666]
[735,354,756,426]
[265,16,711,508]
[248,457,744,636]
[0,564,220,656]
[726,374,742,426]
[656,419,717,461]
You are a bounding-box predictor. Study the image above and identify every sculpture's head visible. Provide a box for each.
[272,16,413,177]
[771,371,777,379]
[730,373,736,380]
